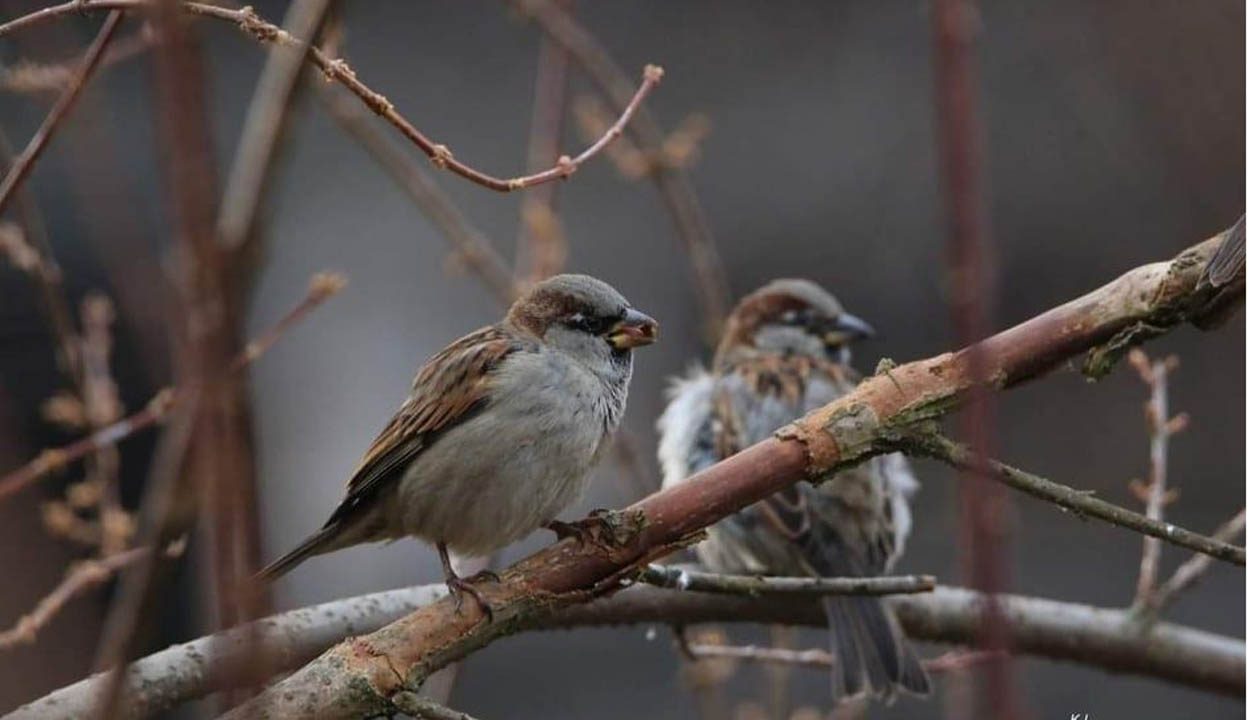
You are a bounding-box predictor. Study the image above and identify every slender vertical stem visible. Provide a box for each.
[931,0,1018,717]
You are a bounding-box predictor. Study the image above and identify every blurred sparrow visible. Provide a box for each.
[258,274,658,612]
[657,279,929,702]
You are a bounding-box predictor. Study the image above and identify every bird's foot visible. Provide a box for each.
[446,575,494,622]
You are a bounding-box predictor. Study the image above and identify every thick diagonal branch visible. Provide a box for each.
[211,227,1242,719]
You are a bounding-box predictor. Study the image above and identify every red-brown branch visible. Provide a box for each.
[0,10,122,216]
[0,1,661,193]
[218,226,1243,719]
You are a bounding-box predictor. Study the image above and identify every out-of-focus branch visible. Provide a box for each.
[0,273,346,501]
[0,547,148,651]
[9,581,1242,719]
[0,10,121,216]
[930,0,1014,715]
[0,2,663,193]
[217,227,1244,719]
[509,0,731,340]
[638,565,937,596]
[515,0,573,287]
[1126,349,1187,606]
[78,294,129,556]
[900,433,1241,564]
[317,87,519,305]
[1146,509,1247,615]
[0,26,151,94]
[0,133,80,385]
[216,0,334,253]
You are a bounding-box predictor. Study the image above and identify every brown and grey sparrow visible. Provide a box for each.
[657,279,929,702]
[258,274,658,611]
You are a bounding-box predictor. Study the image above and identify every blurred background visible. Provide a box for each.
[0,0,1244,718]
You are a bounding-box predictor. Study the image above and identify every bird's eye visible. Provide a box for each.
[567,313,611,334]
[780,310,798,323]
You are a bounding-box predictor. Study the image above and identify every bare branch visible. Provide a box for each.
[0,27,151,94]
[902,433,1242,565]
[392,693,482,720]
[1148,509,1247,614]
[7,581,1242,719]
[0,2,663,193]
[215,226,1243,719]
[216,0,334,253]
[1127,349,1186,605]
[0,272,346,502]
[0,10,122,216]
[0,547,147,650]
[514,0,573,286]
[637,565,937,596]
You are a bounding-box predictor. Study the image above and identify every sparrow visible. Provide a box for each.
[657,279,929,702]
[258,274,658,612]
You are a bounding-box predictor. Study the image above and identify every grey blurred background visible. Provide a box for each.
[0,0,1244,718]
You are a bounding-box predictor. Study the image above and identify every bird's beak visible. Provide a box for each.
[823,312,875,345]
[608,308,659,349]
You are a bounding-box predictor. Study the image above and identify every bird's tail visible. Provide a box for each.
[254,524,340,583]
[823,596,930,703]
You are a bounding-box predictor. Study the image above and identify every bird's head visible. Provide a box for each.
[715,278,873,366]
[508,274,658,368]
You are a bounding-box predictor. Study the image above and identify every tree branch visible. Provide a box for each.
[1147,509,1247,615]
[900,433,1242,564]
[0,1,661,192]
[0,10,121,216]
[208,225,1243,719]
[7,580,1241,719]
[636,565,936,596]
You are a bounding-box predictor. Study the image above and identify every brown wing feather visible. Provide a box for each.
[324,325,532,527]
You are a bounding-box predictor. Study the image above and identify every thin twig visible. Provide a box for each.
[638,565,937,596]
[0,547,148,650]
[392,693,482,720]
[904,432,1245,565]
[0,2,662,192]
[0,27,151,93]
[0,130,81,385]
[1126,349,1186,606]
[515,0,573,286]
[0,272,347,501]
[217,0,334,252]
[78,294,128,556]
[0,10,122,217]
[685,643,1005,676]
[1148,509,1246,614]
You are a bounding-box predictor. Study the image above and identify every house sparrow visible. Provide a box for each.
[258,274,657,612]
[657,279,929,702]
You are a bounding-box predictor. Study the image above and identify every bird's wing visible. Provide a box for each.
[656,365,719,489]
[1204,214,1245,287]
[323,325,532,527]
